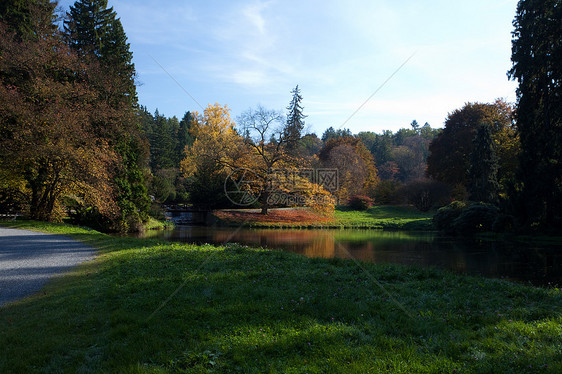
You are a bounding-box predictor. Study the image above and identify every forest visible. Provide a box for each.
[0,0,560,233]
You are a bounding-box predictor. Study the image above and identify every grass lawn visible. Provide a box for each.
[1,221,561,373]
[215,205,434,230]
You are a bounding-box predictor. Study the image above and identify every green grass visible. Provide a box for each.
[143,217,175,231]
[1,220,561,373]
[333,205,434,230]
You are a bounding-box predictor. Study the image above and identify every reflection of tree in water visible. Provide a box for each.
[431,237,562,286]
[146,227,561,286]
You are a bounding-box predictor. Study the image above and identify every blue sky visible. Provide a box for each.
[58,0,519,135]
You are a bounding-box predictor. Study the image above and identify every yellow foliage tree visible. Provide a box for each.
[180,104,245,208]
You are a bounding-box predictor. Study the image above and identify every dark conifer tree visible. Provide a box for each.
[177,111,194,162]
[468,124,499,204]
[0,0,56,40]
[285,85,306,151]
[508,0,562,228]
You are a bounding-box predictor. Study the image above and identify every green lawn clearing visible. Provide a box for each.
[0,221,560,373]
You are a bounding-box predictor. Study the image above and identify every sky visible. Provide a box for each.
[57,0,519,135]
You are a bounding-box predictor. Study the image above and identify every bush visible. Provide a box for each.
[434,201,503,235]
[433,201,468,233]
[452,203,500,235]
[347,195,374,210]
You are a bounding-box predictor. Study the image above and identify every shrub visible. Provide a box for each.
[452,203,500,235]
[433,201,468,233]
[347,195,374,211]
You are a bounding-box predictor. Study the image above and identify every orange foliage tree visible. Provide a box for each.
[317,136,379,203]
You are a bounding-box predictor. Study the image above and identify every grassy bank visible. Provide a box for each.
[1,221,561,373]
[215,205,434,230]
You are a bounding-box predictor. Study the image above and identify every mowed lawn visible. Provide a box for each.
[0,221,560,373]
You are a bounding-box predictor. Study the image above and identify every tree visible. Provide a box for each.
[508,0,562,228]
[297,133,322,157]
[467,124,499,204]
[397,179,451,212]
[426,100,516,197]
[410,120,419,132]
[321,126,352,142]
[64,0,149,230]
[177,111,194,162]
[180,104,242,209]
[370,130,394,167]
[0,21,117,221]
[0,0,56,40]
[147,110,179,170]
[285,85,306,151]
[238,106,292,214]
[318,137,379,202]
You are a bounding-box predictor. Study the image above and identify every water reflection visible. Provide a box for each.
[140,226,562,286]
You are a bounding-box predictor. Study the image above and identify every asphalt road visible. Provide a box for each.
[0,226,95,307]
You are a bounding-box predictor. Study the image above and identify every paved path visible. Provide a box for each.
[0,227,95,307]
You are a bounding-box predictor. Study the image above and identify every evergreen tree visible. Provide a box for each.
[508,0,562,228]
[285,85,306,150]
[64,0,149,231]
[467,124,499,204]
[0,0,56,40]
[64,0,136,105]
[177,111,194,162]
[321,126,352,142]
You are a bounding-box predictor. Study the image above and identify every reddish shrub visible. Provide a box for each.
[347,195,374,211]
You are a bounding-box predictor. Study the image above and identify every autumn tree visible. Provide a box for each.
[318,137,379,203]
[0,20,117,221]
[238,106,294,214]
[508,0,562,228]
[180,104,243,208]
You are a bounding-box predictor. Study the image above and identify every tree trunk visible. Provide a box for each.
[261,189,269,215]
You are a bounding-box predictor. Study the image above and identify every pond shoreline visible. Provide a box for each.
[139,224,562,287]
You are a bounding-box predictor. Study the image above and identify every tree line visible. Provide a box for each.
[0,0,560,232]
[0,0,149,231]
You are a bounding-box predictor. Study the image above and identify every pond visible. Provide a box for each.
[139,226,562,287]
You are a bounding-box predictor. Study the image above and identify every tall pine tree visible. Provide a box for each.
[64,0,149,231]
[467,124,499,204]
[508,0,562,228]
[285,85,306,151]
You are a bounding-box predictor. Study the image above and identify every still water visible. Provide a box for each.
[140,226,562,286]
